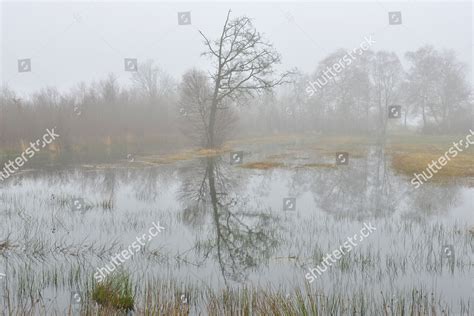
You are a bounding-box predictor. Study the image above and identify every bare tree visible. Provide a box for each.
[199,10,291,147]
[99,73,120,102]
[436,50,470,131]
[131,59,173,101]
[405,46,470,133]
[405,46,442,131]
[179,69,237,146]
[179,69,212,146]
[369,51,404,137]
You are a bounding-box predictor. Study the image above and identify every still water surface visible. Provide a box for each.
[0,144,472,312]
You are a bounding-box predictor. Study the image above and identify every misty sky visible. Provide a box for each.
[1,1,472,97]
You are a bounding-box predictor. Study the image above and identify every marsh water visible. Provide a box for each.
[0,141,472,313]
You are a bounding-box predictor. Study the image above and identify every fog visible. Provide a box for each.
[0,1,473,315]
[2,1,472,94]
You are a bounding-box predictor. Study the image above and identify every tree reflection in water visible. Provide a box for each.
[178,156,281,285]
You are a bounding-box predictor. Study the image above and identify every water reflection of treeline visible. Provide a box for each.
[7,150,461,283]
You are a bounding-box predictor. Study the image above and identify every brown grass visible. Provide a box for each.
[239,162,285,170]
[391,151,474,180]
[140,147,231,165]
[0,238,14,251]
[194,147,230,157]
[300,163,336,169]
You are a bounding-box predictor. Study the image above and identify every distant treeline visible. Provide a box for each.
[0,45,472,153]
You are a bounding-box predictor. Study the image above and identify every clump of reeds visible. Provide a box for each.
[92,272,135,311]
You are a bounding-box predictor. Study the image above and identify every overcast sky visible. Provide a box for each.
[1,1,472,97]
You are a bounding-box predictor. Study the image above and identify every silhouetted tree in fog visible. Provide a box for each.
[369,51,404,137]
[178,69,237,146]
[405,45,471,132]
[199,9,291,147]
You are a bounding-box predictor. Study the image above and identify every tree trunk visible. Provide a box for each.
[207,100,218,148]
[421,97,426,130]
[404,108,407,127]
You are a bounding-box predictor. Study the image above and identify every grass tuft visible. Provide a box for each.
[92,272,135,311]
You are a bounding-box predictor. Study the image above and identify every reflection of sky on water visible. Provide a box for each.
[0,148,472,312]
